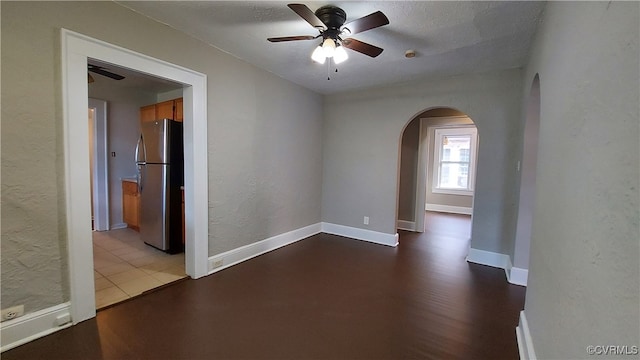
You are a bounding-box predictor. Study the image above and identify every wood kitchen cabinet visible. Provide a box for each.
[140,98,183,123]
[155,100,175,120]
[140,104,156,122]
[122,180,140,231]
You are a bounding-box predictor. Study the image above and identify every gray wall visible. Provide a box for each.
[156,89,183,103]
[1,1,323,314]
[521,2,639,358]
[398,120,420,221]
[322,69,523,257]
[88,82,158,228]
[512,76,540,271]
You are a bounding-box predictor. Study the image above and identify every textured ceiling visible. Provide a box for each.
[117,1,545,94]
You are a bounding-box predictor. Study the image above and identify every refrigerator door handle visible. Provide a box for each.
[135,134,147,194]
[135,134,146,164]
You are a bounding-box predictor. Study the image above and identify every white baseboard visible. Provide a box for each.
[426,204,473,215]
[466,247,511,282]
[397,220,416,231]
[109,223,128,230]
[208,222,398,274]
[208,223,322,274]
[1,302,72,352]
[509,267,529,286]
[516,311,537,360]
[467,248,529,287]
[321,222,399,247]
[466,248,510,269]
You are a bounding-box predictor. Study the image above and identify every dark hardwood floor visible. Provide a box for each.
[4,212,525,359]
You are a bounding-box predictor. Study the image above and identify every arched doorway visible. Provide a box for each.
[397,107,479,236]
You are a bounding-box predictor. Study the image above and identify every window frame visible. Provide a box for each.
[432,126,478,196]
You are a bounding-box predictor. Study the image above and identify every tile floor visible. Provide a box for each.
[93,228,186,309]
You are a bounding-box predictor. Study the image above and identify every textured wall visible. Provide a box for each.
[322,69,522,256]
[522,2,639,358]
[512,75,540,270]
[1,1,323,313]
[208,65,323,254]
[1,10,69,310]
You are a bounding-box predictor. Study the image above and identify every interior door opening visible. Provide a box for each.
[63,29,209,323]
[87,60,188,310]
[88,99,109,232]
[397,107,478,240]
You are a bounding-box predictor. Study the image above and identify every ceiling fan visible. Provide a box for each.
[267,3,389,65]
[88,64,125,83]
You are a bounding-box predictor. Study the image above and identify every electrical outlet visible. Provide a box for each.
[364,216,369,225]
[212,259,224,269]
[1,305,24,322]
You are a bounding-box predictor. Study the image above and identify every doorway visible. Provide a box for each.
[397,107,478,238]
[62,29,209,324]
[87,62,188,309]
[88,98,109,231]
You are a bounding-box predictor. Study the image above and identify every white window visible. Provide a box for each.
[432,126,478,196]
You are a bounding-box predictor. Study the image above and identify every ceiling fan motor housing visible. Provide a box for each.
[315,6,346,30]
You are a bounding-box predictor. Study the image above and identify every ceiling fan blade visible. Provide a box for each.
[342,11,389,35]
[341,38,384,58]
[88,66,125,80]
[268,35,317,43]
[288,4,327,30]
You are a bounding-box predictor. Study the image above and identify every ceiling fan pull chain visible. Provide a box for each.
[327,58,331,80]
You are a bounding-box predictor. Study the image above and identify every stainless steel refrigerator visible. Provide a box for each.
[135,119,184,253]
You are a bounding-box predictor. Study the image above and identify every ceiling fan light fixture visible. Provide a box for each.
[334,45,348,64]
[311,45,326,64]
[322,38,336,58]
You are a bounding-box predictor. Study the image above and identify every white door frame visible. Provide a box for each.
[88,98,109,231]
[61,29,209,323]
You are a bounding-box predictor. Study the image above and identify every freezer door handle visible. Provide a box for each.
[135,134,146,165]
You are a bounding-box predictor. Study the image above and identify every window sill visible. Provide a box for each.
[432,188,474,196]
